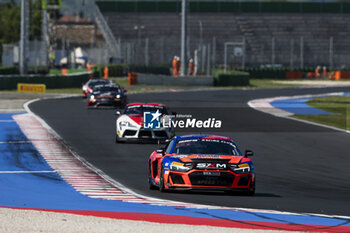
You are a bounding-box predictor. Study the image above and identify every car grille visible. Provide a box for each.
[123,130,137,136]
[139,130,152,138]
[98,97,113,100]
[97,98,114,105]
[170,173,185,184]
[188,171,235,187]
[237,175,251,186]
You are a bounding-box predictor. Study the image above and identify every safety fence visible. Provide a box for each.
[96,1,350,14]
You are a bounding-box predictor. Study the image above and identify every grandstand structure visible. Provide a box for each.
[95,1,350,69]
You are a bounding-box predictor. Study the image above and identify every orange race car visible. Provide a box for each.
[148,134,255,195]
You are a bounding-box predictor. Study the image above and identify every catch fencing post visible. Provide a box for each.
[180,0,188,76]
[271,37,275,66]
[19,0,29,75]
[329,36,334,69]
[290,39,294,69]
[300,36,304,68]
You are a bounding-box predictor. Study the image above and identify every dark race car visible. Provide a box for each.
[148,134,255,195]
[88,84,127,109]
[82,78,112,98]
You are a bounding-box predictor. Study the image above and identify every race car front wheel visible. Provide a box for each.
[115,134,125,143]
[159,166,166,192]
[148,162,157,190]
[246,179,256,196]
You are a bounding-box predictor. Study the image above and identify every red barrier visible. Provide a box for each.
[286,71,302,80]
[128,72,138,85]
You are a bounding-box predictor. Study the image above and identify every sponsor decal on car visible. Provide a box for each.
[196,163,227,169]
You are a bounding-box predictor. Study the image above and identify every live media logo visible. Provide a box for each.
[143,110,162,129]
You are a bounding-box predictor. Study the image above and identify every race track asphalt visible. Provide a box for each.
[29,86,350,216]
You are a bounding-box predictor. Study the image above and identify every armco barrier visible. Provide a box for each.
[214,73,250,86]
[137,73,213,86]
[0,72,91,90]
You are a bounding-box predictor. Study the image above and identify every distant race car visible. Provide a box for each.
[82,79,112,98]
[88,84,127,109]
[148,134,255,195]
[115,103,175,143]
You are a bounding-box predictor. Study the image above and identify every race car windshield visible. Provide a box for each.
[89,80,109,86]
[94,86,121,93]
[173,139,239,155]
[125,106,168,115]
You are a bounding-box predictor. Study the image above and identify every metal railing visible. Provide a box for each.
[93,1,121,61]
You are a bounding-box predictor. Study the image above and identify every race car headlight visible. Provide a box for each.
[90,95,95,100]
[170,162,193,172]
[230,163,251,174]
[119,121,137,129]
[116,94,121,99]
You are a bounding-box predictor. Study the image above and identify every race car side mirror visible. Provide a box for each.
[115,111,121,115]
[244,150,254,157]
[156,148,165,156]
[158,139,170,145]
[123,88,127,93]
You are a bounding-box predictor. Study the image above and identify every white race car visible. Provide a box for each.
[115,103,175,143]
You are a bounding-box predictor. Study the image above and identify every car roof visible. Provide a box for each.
[94,84,120,88]
[88,79,110,83]
[174,134,232,141]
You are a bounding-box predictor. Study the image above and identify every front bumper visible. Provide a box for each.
[89,98,125,107]
[163,169,254,191]
[118,128,173,141]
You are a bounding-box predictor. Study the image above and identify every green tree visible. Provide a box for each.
[29,0,42,40]
[0,0,42,64]
[0,1,21,43]
[0,0,20,64]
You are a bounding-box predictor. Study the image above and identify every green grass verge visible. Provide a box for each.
[249,79,300,88]
[0,78,302,95]
[293,96,350,130]
[49,68,87,75]
[44,88,83,94]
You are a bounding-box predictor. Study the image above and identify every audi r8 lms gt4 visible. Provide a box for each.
[148,135,255,195]
[115,103,175,143]
[82,78,113,98]
[88,84,127,109]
